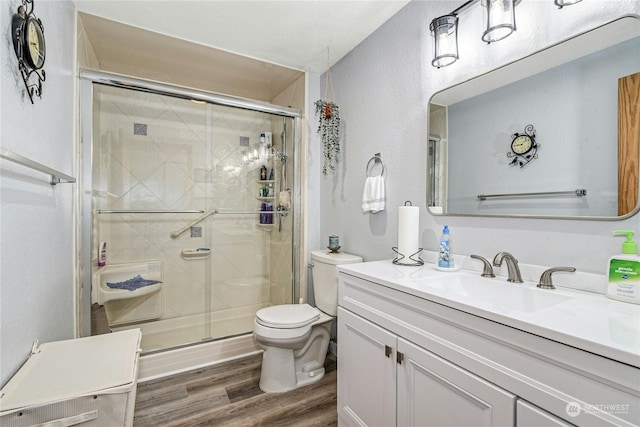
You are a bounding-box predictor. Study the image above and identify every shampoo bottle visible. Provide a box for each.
[98,241,107,267]
[606,230,640,304]
[437,225,453,268]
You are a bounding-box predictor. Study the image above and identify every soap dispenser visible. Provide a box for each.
[606,230,640,304]
[437,225,453,268]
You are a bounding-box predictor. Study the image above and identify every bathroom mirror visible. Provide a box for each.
[428,16,640,220]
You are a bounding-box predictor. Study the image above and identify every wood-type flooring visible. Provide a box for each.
[134,352,337,427]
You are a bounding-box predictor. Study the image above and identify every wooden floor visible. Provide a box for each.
[134,352,337,427]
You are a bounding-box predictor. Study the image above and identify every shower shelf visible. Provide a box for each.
[257,177,276,228]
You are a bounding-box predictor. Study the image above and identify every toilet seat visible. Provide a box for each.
[256,304,320,329]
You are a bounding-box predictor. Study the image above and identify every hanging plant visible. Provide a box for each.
[315,99,340,175]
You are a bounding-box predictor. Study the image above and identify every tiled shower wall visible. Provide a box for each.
[93,85,293,325]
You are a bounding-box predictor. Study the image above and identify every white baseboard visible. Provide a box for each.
[329,339,337,357]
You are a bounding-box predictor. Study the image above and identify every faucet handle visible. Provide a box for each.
[470,255,495,277]
[537,267,576,290]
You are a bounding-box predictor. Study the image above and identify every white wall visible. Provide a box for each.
[317,1,640,278]
[1,0,76,385]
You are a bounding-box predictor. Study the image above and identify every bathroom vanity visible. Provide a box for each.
[337,260,640,427]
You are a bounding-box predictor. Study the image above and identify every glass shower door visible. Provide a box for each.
[87,80,297,354]
[92,85,214,352]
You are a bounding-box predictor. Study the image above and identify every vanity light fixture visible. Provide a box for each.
[429,0,475,68]
[554,0,582,8]
[481,0,522,43]
[430,14,459,68]
[430,0,581,68]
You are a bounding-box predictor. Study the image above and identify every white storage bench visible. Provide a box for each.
[0,329,141,427]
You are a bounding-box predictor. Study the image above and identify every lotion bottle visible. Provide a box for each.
[606,230,640,304]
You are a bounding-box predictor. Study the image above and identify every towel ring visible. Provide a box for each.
[366,153,385,177]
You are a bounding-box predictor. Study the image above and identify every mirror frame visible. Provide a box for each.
[427,15,640,221]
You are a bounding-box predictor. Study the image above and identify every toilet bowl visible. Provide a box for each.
[253,250,362,393]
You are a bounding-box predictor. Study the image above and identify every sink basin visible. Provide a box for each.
[412,272,574,313]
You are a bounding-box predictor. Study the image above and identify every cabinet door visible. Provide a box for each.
[397,338,516,427]
[338,307,397,427]
[516,400,574,427]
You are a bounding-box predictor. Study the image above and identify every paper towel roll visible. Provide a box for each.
[397,205,419,262]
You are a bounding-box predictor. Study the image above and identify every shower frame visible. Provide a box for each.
[77,69,302,341]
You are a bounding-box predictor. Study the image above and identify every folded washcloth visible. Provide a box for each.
[107,275,162,291]
[362,175,386,214]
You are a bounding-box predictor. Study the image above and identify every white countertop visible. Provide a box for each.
[338,259,640,368]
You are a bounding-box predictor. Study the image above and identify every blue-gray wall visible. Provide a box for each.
[313,1,640,275]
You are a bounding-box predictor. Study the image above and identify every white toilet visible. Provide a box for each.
[253,250,362,393]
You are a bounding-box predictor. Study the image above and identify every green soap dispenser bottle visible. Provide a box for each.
[606,230,640,304]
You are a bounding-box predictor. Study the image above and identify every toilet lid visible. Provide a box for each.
[256,304,320,329]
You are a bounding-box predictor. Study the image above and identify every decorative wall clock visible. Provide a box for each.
[11,0,46,104]
[507,124,538,168]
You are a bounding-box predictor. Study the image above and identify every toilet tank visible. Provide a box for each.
[311,250,362,316]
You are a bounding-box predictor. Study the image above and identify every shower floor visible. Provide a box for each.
[111,304,267,353]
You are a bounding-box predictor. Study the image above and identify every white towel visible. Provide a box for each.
[362,175,386,214]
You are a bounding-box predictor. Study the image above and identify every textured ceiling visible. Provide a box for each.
[74,0,410,74]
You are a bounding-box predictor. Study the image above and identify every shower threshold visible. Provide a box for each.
[111,303,267,353]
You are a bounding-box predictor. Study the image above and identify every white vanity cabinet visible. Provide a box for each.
[397,338,515,426]
[516,400,574,427]
[337,307,396,427]
[338,307,515,427]
[337,267,640,427]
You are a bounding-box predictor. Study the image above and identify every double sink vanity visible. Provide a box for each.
[336,255,640,427]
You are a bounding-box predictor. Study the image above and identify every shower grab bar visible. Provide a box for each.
[170,209,218,239]
[1,148,76,185]
[170,209,288,238]
[98,209,205,214]
[477,189,587,200]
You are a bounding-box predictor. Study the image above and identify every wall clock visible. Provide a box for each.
[507,124,538,168]
[11,0,46,104]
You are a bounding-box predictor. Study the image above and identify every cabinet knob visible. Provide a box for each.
[396,351,404,365]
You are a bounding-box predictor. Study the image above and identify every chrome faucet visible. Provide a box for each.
[493,252,523,283]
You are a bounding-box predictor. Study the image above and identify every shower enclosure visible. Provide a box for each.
[79,71,300,353]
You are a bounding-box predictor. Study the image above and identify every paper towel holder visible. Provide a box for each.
[392,247,424,266]
[393,201,424,266]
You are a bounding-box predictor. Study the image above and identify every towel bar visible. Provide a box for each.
[477,189,587,200]
[0,148,76,185]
